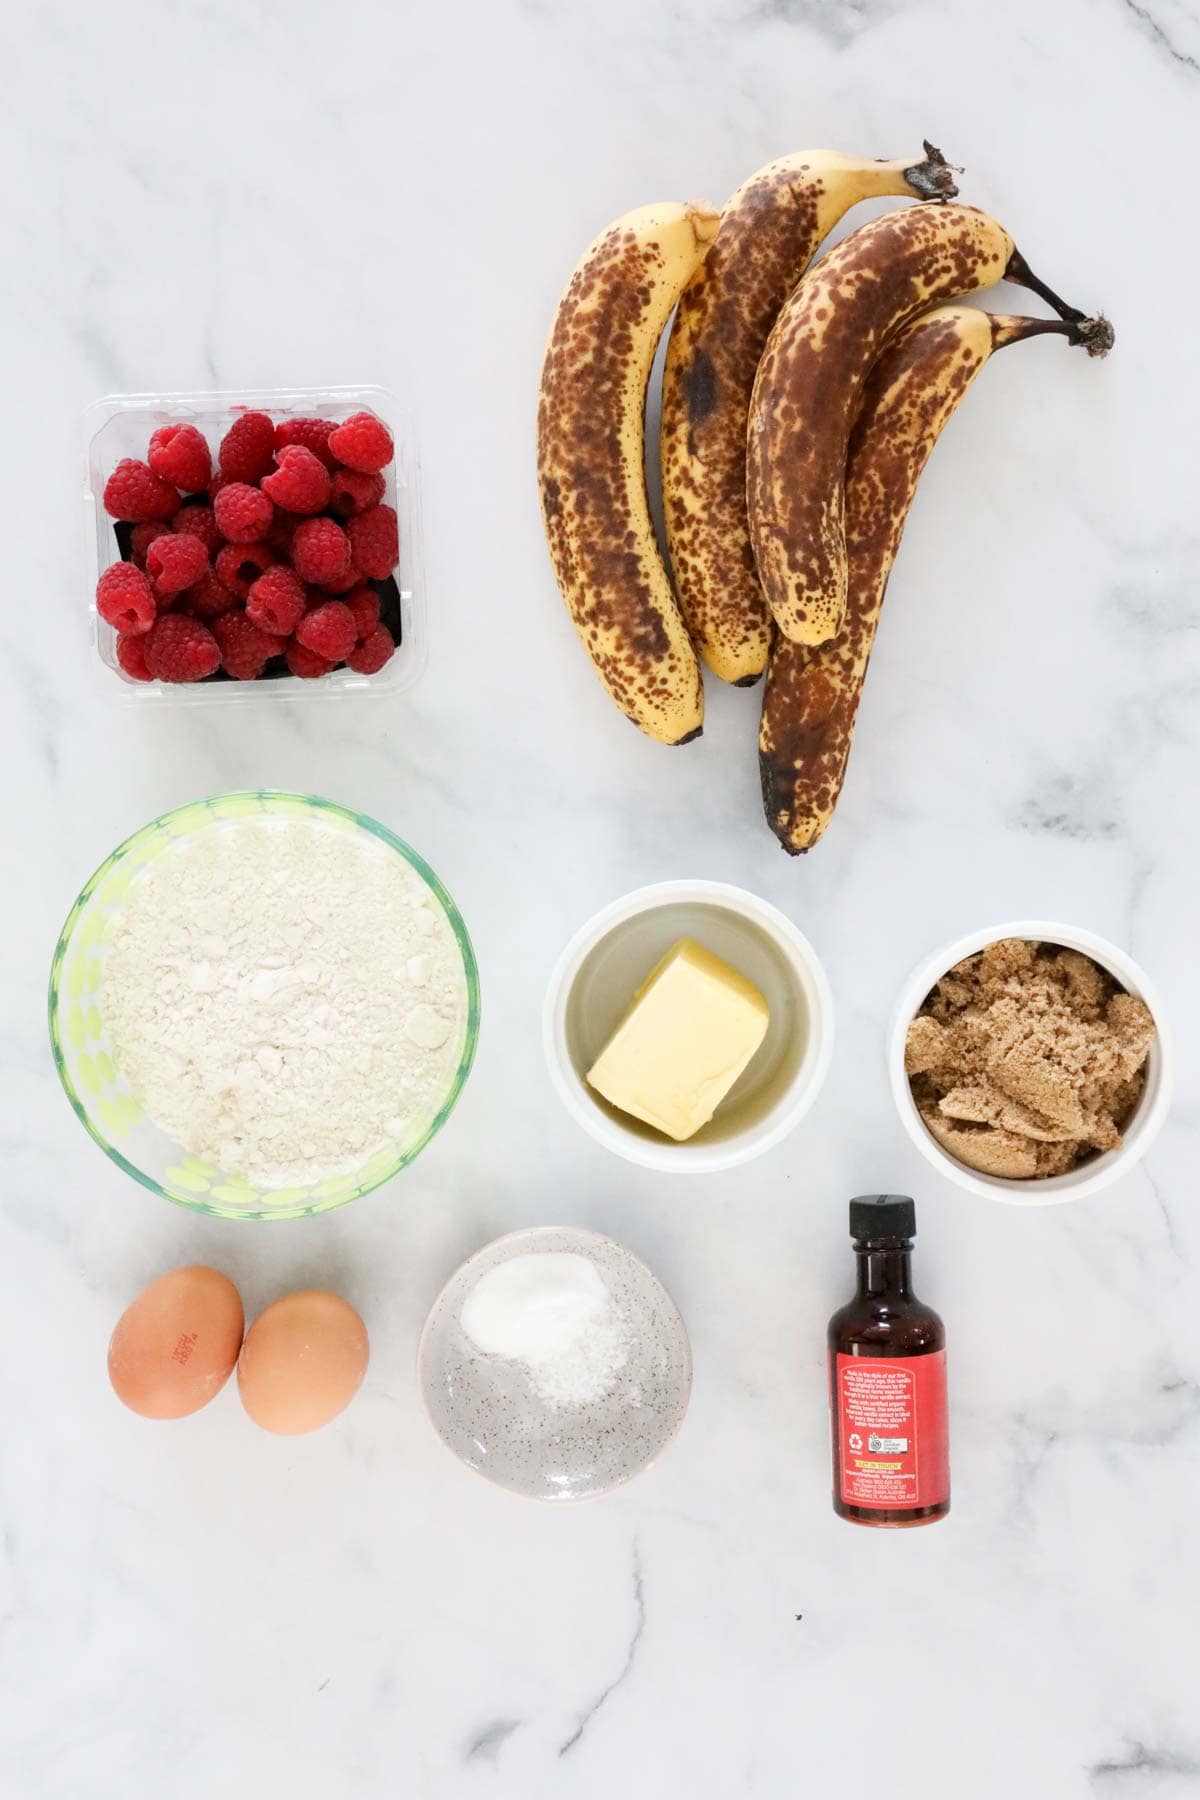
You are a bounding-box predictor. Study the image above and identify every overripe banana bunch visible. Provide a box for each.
[660,144,957,686]
[759,305,1113,854]
[537,200,717,745]
[535,149,1112,848]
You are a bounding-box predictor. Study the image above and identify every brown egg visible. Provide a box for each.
[108,1266,244,1420]
[238,1290,369,1435]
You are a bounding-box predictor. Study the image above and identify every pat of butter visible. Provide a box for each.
[586,938,769,1142]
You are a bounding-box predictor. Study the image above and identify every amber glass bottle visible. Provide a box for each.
[827,1195,949,1528]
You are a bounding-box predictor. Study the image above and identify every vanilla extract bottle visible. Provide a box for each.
[827,1195,949,1528]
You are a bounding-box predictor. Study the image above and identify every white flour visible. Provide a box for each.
[102,816,468,1187]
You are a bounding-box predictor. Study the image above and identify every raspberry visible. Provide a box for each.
[285,639,333,680]
[103,458,179,522]
[347,503,398,579]
[214,482,274,544]
[129,521,172,567]
[329,467,386,519]
[328,411,394,473]
[181,570,237,620]
[147,532,208,597]
[247,564,305,635]
[116,633,153,681]
[261,444,331,514]
[147,423,212,493]
[291,516,350,584]
[97,563,156,634]
[215,542,273,599]
[344,585,381,642]
[218,410,275,482]
[212,610,283,680]
[274,416,338,471]
[295,600,356,661]
[346,624,395,675]
[145,614,221,682]
[171,503,223,557]
[317,566,357,594]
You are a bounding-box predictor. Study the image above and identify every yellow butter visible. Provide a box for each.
[586,938,769,1141]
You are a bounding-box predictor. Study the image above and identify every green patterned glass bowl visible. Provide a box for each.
[48,792,481,1220]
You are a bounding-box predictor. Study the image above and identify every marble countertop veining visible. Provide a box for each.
[4,0,1200,1795]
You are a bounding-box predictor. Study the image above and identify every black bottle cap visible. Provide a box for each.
[849,1195,916,1242]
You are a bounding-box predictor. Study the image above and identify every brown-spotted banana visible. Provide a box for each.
[759,304,1113,854]
[537,200,718,745]
[660,143,957,688]
[747,203,1103,648]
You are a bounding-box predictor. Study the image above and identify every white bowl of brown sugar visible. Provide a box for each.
[888,922,1172,1204]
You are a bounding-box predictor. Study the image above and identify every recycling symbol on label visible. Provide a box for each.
[848,1433,863,1451]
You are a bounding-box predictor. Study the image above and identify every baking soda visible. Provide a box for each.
[460,1252,629,1410]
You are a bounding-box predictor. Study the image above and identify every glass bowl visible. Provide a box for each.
[48,792,480,1220]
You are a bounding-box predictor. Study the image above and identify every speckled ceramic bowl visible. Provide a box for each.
[417,1227,692,1501]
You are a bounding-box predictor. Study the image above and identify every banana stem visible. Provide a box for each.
[901,141,960,201]
[990,311,1115,359]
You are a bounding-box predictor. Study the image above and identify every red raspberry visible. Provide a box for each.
[274,416,338,471]
[145,614,221,682]
[116,633,153,681]
[130,521,172,567]
[212,610,283,680]
[319,566,360,594]
[215,542,274,599]
[329,467,386,519]
[171,503,222,557]
[347,503,398,579]
[97,563,156,634]
[214,482,274,544]
[181,570,237,620]
[295,600,356,661]
[291,516,350,584]
[218,410,275,482]
[285,639,333,680]
[328,411,394,473]
[103,458,179,522]
[261,444,331,515]
[247,564,305,635]
[147,532,208,597]
[344,585,381,642]
[147,423,212,493]
[346,624,395,675]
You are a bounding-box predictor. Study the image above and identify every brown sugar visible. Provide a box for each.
[905,939,1156,1179]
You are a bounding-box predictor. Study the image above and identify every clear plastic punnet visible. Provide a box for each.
[83,384,424,703]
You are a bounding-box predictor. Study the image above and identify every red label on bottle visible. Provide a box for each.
[834,1351,949,1510]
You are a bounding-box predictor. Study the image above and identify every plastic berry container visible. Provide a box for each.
[83,385,424,703]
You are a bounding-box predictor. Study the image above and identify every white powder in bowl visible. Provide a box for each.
[102,816,468,1187]
[460,1252,629,1410]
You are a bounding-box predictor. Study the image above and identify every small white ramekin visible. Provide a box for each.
[544,880,835,1174]
[888,920,1172,1205]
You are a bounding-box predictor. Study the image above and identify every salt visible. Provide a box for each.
[460,1252,628,1410]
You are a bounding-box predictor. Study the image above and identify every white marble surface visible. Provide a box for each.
[4,0,1199,1794]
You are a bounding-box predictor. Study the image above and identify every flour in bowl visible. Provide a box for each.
[102,816,469,1186]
